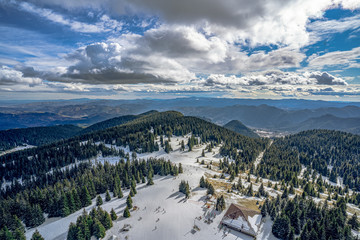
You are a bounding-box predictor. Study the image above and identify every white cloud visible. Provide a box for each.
[0,66,43,86]
[308,47,360,68]
[307,14,360,44]
[203,70,347,87]
[18,1,122,33]
[26,0,360,47]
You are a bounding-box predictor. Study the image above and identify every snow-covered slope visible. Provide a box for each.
[26,136,276,240]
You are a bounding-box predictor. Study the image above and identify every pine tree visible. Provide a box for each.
[261,203,267,217]
[25,204,45,228]
[216,195,226,211]
[348,213,359,230]
[179,180,190,198]
[246,183,253,196]
[200,176,206,188]
[129,187,135,197]
[272,214,290,239]
[259,183,265,197]
[282,187,288,199]
[0,226,14,240]
[93,219,106,239]
[126,195,133,209]
[60,193,70,217]
[13,228,26,240]
[102,212,113,230]
[31,230,44,240]
[96,195,103,206]
[123,206,131,218]
[105,190,111,202]
[178,163,183,173]
[207,183,215,195]
[147,175,154,185]
[81,186,92,207]
[67,223,78,240]
[110,208,117,221]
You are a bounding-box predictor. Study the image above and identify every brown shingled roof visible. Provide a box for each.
[221,203,261,237]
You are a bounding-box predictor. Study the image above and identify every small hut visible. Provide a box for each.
[221,203,262,237]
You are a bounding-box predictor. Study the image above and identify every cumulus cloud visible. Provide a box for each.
[25,0,360,47]
[0,66,42,86]
[203,70,347,87]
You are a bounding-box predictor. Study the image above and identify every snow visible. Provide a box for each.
[248,214,262,233]
[25,136,277,240]
[0,144,35,156]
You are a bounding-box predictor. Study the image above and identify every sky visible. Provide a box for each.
[0,0,360,101]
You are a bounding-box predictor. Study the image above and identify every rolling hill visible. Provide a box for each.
[223,120,260,138]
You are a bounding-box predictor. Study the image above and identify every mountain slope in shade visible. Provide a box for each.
[283,114,360,134]
[223,120,260,138]
[0,124,82,151]
[78,110,158,135]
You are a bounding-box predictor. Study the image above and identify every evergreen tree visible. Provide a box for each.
[0,226,14,240]
[261,203,267,217]
[123,206,131,218]
[60,193,71,217]
[282,187,288,199]
[129,187,135,197]
[178,163,183,173]
[118,186,123,198]
[147,175,154,185]
[67,223,78,240]
[102,212,113,230]
[13,228,26,240]
[179,180,190,198]
[199,176,206,188]
[96,195,103,206]
[246,183,253,196]
[272,214,290,239]
[31,230,44,240]
[110,208,117,221]
[92,219,106,239]
[126,195,133,209]
[81,186,92,207]
[25,205,45,228]
[105,190,111,202]
[216,195,226,211]
[348,213,359,230]
[207,183,215,195]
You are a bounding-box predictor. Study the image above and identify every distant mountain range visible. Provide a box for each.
[0,98,359,135]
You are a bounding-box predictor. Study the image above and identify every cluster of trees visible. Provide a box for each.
[0,158,182,231]
[257,130,360,191]
[262,194,356,240]
[199,176,215,195]
[67,207,117,240]
[179,180,190,198]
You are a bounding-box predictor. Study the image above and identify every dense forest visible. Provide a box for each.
[0,125,82,151]
[257,130,360,191]
[77,110,157,135]
[264,195,356,240]
[0,111,266,187]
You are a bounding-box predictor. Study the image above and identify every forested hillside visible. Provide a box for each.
[0,125,82,151]
[223,120,260,138]
[78,110,158,135]
[257,129,360,191]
